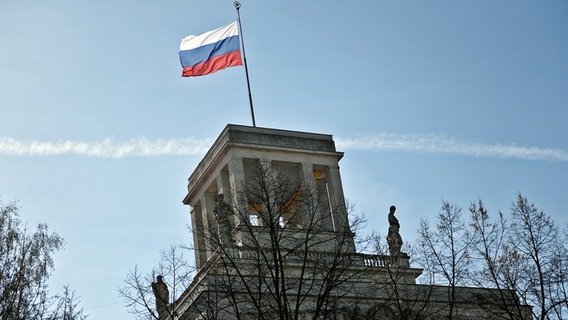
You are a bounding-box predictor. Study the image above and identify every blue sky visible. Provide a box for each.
[1,1,567,318]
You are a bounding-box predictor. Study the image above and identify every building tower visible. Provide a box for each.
[182,124,356,270]
[170,125,530,320]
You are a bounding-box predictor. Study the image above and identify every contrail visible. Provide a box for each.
[0,136,213,158]
[0,134,567,162]
[335,133,568,162]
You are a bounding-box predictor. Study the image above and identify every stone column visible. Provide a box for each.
[300,162,314,189]
[200,192,217,259]
[228,158,246,230]
[190,205,206,269]
[326,166,348,232]
[299,162,315,229]
[216,170,232,197]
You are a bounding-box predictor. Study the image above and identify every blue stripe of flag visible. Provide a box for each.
[179,35,240,68]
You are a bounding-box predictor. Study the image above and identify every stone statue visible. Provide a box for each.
[387,205,403,257]
[213,193,234,247]
[151,275,169,319]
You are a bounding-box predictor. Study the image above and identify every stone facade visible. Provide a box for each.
[166,125,531,320]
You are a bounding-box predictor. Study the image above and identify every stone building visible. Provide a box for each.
[164,124,531,320]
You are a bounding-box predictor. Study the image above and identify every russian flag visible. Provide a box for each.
[179,21,243,77]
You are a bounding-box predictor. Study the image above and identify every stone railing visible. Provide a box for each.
[191,247,408,274]
[359,252,410,268]
[360,253,392,267]
[175,248,412,314]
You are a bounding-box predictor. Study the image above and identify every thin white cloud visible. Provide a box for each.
[0,134,566,162]
[0,136,213,158]
[335,133,568,162]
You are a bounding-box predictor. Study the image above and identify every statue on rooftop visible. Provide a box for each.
[387,205,403,257]
[151,275,169,319]
[214,193,235,247]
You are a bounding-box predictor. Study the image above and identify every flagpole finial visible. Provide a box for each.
[233,1,241,10]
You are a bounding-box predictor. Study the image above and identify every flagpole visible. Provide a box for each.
[234,1,256,127]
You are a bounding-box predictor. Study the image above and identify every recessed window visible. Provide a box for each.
[249,215,259,226]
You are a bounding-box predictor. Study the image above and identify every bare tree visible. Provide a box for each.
[49,286,87,320]
[507,194,567,320]
[173,159,375,320]
[370,236,440,320]
[416,201,474,319]
[467,199,530,320]
[122,158,555,319]
[120,245,194,320]
[0,199,86,320]
[417,194,567,320]
[466,195,567,320]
